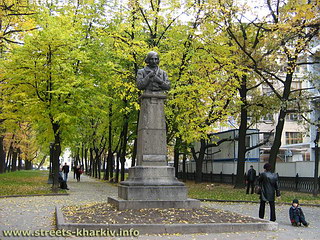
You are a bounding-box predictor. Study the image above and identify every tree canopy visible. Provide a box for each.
[0,0,319,187]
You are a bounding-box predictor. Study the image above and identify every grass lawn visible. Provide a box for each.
[0,170,65,196]
[186,181,320,205]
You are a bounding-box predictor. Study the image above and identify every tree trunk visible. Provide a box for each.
[94,148,101,179]
[37,155,47,170]
[192,139,206,183]
[98,155,101,179]
[173,137,182,177]
[25,160,32,170]
[89,148,95,177]
[84,148,88,173]
[105,148,112,181]
[268,110,286,171]
[5,135,15,172]
[268,67,294,171]
[11,149,18,172]
[102,152,106,172]
[120,118,129,182]
[107,151,114,182]
[104,103,113,180]
[111,154,115,181]
[235,75,248,188]
[131,138,137,167]
[0,136,6,173]
[18,148,22,171]
[51,121,62,191]
[81,145,84,168]
[6,145,13,172]
[182,148,187,182]
[131,111,140,167]
[115,151,120,183]
[313,124,319,196]
[48,143,54,184]
[75,148,81,168]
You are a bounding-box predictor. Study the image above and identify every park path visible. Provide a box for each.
[0,174,319,240]
[0,174,118,239]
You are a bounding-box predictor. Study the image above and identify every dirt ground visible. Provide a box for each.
[62,202,263,225]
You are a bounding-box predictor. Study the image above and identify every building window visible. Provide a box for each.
[285,132,303,145]
[286,113,301,121]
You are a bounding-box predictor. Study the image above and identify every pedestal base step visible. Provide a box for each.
[118,185,188,200]
[108,197,201,210]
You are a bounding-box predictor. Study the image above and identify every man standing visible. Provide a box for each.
[258,163,280,222]
[62,162,70,182]
[246,165,256,194]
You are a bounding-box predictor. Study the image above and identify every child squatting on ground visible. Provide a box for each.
[289,199,309,227]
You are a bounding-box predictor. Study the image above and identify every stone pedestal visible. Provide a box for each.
[108,92,200,210]
[136,91,167,166]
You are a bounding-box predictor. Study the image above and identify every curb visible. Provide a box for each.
[55,205,278,235]
[197,199,320,207]
[0,193,69,199]
[198,199,260,204]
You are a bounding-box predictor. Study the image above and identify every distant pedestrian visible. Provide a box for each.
[246,165,256,194]
[73,164,77,179]
[58,167,69,190]
[289,199,309,227]
[62,162,70,182]
[257,163,280,222]
[75,165,82,182]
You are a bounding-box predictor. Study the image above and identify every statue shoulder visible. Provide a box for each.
[137,68,147,77]
[158,68,167,74]
[157,68,168,78]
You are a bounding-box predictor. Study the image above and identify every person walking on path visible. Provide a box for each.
[257,163,280,222]
[73,164,77,179]
[246,165,256,194]
[289,199,309,227]
[62,162,70,182]
[75,165,82,182]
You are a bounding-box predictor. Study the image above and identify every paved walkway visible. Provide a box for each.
[0,174,319,240]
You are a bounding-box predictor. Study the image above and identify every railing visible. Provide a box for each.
[178,172,237,185]
[177,172,320,193]
[278,174,319,193]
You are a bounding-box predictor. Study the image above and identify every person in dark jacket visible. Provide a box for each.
[58,168,69,190]
[289,199,308,227]
[73,164,77,179]
[62,162,70,182]
[75,165,82,182]
[257,163,280,222]
[246,165,257,194]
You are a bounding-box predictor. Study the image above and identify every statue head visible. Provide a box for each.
[145,51,159,68]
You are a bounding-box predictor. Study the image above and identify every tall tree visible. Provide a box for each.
[214,0,320,174]
[0,0,36,173]
[212,1,280,187]
[2,4,89,188]
[264,0,320,171]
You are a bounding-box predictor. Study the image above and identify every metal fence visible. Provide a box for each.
[177,172,320,193]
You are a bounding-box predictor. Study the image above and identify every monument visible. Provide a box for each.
[108,51,200,210]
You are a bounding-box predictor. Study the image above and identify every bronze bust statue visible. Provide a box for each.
[137,51,170,91]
